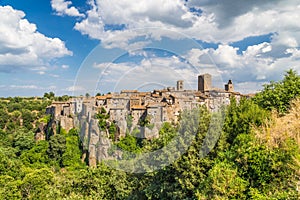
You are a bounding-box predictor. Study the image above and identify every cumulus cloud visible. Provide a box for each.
[71,0,300,49]
[187,0,273,27]
[10,85,39,89]
[51,0,84,17]
[66,85,86,92]
[8,84,58,91]
[73,0,198,46]
[55,0,300,93]
[62,64,69,69]
[91,53,211,93]
[86,0,193,28]
[89,39,300,94]
[185,42,300,89]
[0,6,72,73]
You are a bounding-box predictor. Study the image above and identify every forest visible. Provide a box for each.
[0,69,300,199]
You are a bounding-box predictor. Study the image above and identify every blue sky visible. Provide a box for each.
[0,0,299,96]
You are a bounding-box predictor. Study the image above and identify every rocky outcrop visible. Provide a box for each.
[77,103,112,167]
[35,122,47,141]
[86,119,111,167]
[42,74,246,166]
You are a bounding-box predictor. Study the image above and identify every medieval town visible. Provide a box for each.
[44,74,247,166]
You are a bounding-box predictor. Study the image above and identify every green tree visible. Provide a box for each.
[20,140,49,167]
[21,109,34,130]
[0,109,8,129]
[206,161,248,199]
[20,168,54,199]
[13,129,35,155]
[47,134,66,165]
[254,69,300,113]
[0,175,22,199]
[62,129,84,169]
[222,97,269,145]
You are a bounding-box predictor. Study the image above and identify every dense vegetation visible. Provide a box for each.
[0,70,300,199]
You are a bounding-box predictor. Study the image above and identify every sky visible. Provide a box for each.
[0,0,300,97]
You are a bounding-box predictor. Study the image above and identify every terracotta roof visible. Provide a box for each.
[96,96,107,100]
[121,90,138,93]
[138,92,150,97]
[131,105,146,110]
[95,94,113,99]
[111,95,128,99]
[151,93,160,97]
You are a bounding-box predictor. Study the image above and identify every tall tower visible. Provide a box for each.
[198,73,212,92]
[225,80,234,92]
[177,80,184,91]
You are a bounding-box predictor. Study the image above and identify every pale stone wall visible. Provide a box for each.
[44,76,247,166]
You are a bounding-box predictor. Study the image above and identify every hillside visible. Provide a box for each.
[0,70,299,199]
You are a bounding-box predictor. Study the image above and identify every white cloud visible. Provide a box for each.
[185,41,300,86]
[10,85,39,89]
[91,54,208,92]
[62,64,69,69]
[51,0,84,17]
[0,6,72,73]
[38,71,46,75]
[66,85,85,92]
[94,0,192,27]
[74,37,300,94]
[54,0,300,93]
[73,0,197,46]
[71,0,300,50]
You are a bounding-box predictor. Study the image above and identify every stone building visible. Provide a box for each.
[198,73,212,92]
[225,80,234,92]
[177,80,184,91]
[44,73,248,166]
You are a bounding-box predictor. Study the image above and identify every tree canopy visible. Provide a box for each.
[0,70,300,199]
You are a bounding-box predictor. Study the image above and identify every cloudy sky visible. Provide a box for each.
[0,0,300,96]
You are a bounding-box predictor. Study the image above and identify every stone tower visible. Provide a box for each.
[225,80,234,92]
[198,73,212,92]
[177,80,184,91]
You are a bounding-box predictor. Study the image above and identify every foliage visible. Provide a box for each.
[253,69,300,113]
[142,122,177,151]
[126,114,133,130]
[96,107,109,130]
[108,122,117,141]
[62,129,84,169]
[0,70,300,199]
[47,134,66,164]
[20,168,55,199]
[44,92,55,99]
[13,129,35,155]
[116,133,141,154]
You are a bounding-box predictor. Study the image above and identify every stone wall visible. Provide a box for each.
[44,75,247,166]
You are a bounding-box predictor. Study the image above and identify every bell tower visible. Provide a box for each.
[225,80,234,92]
[198,73,212,92]
[177,80,184,91]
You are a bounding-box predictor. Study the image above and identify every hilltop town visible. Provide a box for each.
[42,74,247,166]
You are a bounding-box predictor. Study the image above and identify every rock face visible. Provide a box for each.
[77,101,111,167]
[85,118,111,167]
[43,74,248,166]
[35,122,47,141]
[44,99,113,167]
